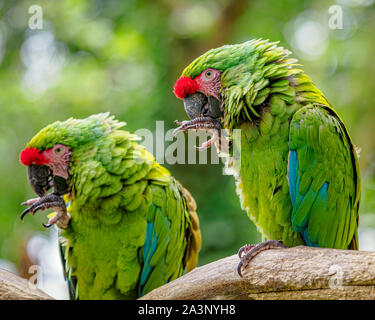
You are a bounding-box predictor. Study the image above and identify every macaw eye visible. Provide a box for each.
[204,70,214,80]
[54,147,62,155]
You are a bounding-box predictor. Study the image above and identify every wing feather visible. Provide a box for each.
[288,105,360,249]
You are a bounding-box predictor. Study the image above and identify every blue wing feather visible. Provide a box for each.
[288,149,327,247]
[288,105,359,250]
[138,221,158,296]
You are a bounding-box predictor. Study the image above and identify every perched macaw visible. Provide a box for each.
[19,113,201,299]
[173,39,360,275]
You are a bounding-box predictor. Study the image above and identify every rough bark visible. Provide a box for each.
[0,268,53,300]
[1,246,375,300]
[141,246,375,300]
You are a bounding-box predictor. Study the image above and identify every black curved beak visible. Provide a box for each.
[27,164,70,197]
[27,164,52,197]
[184,92,222,120]
[52,175,70,196]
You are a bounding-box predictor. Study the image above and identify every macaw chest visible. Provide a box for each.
[62,209,147,299]
[228,119,303,245]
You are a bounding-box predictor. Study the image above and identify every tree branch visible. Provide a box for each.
[0,268,53,300]
[1,247,375,300]
[141,246,375,300]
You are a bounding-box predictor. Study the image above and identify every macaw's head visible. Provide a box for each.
[173,39,298,146]
[19,113,125,197]
[20,144,71,197]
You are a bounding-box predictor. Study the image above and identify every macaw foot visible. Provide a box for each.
[21,193,70,229]
[237,240,287,277]
[173,117,222,135]
[173,117,226,150]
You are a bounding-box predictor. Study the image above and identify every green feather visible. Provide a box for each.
[180,38,360,249]
[24,113,202,299]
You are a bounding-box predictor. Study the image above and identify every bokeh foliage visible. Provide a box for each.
[0,0,374,274]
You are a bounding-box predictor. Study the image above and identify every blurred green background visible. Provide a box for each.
[0,0,375,299]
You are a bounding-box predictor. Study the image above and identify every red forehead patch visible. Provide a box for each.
[20,147,49,166]
[173,76,199,100]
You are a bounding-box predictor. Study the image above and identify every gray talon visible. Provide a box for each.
[237,240,287,277]
[20,193,69,228]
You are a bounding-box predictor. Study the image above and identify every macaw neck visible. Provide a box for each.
[222,70,330,134]
[65,137,155,218]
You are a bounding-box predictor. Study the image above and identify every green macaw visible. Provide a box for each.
[19,113,201,299]
[173,39,360,275]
